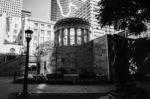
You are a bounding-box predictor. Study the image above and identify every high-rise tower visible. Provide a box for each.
[50,0,84,21]
[74,0,118,39]
[0,0,23,42]
[0,0,23,19]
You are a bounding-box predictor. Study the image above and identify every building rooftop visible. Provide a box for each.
[54,17,90,28]
[27,17,56,24]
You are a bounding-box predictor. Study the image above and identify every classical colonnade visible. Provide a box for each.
[54,28,90,46]
[54,18,91,47]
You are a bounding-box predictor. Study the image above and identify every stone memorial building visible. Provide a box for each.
[54,17,91,74]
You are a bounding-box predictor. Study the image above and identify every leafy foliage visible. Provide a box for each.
[97,0,150,35]
[34,41,54,56]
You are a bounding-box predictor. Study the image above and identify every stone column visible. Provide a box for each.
[54,31,56,47]
[57,30,59,46]
[87,29,89,42]
[81,28,84,44]
[61,29,64,46]
[67,28,70,46]
[59,30,62,46]
[84,29,86,43]
[75,28,77,45]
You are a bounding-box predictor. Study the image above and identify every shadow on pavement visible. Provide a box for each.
[8,93,108,99]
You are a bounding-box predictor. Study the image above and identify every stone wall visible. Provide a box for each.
[75,42,93,74]
[93,35,109,75]
[56,46,78,73]
[55,35,110,75]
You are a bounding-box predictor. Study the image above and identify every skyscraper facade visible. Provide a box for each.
[21,10,31,18]
[74,0,117,39]
[23,17,55,55]
[0,0,23,19]
[50,0,84,21]
[0,0,23,43]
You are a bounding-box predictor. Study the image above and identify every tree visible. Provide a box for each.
[97,0,150,35]
[34,41,54,56]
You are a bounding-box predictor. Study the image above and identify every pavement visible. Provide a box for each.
[1,76,150,99]
[0,77,115,99]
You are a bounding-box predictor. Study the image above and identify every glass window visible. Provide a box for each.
[41,24,45,29]
[33,36,37,41]
[13,35,17,41]
[34,29,38,34]
[77,29,82,45]
[14,29,17,33]
[63,29,68,46]
[47,31,51,36]
[40,37,44,43]
[41,30,45,35]
[59,30,62,46]
[84,30,87,43]
[41,24,44,26]
[20,36,22,40]
[33,43,37,48]
[70,28,75,45]
[34,23,38,27]
[47,37,51,41]
[47,25,51,29]
[14,24,17,28]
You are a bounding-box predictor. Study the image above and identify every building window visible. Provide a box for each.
[34,29,38,34]
[59,30,62,46]
[41,24,44,26]
[10,48,15,53]
[77,29,82,45]
[13,35,17,41]
[70,28,75,45]
[47,25,51,29]
[41,24,45,29]
[41,30,45,35]
[34,23,38,27]
[47,31,51,36]
[47,37,51,41]
[63,29,68,46]
[33,43,37,48]
[33,36,37,41]
[83,30,87,43]
[14,29,17,33]
[40,37,44,43]
[14,24,17,28]
[20,36,22,40]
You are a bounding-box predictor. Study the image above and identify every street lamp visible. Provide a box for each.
[20,29,33,96]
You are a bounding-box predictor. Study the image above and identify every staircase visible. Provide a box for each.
[0,55,25,76]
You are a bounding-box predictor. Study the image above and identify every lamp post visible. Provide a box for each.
[20,29,33,96]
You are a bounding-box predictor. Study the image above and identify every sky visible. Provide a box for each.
[23,0,87,21]
[23,0,50,20]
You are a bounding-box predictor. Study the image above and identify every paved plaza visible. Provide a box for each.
[0,77,115,99]
[1,76,150,99]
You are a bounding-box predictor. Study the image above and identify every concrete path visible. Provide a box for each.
[0,77,114,99]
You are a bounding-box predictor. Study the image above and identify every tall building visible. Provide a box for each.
[50,0,84,21]
[0,13,23,54]
[74,0,117,39]
[0,0,23,20]
[0,13,8,45]
[21,17,55,55]
[0,0,23,43]
[21,10,31,18]
[8,16,22,42]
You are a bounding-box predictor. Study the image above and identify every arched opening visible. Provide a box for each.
[70,28,75,45]
[58,30,62,46]
[63,28,68,46]
[77,29,82,45]
[84,29,88,43]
